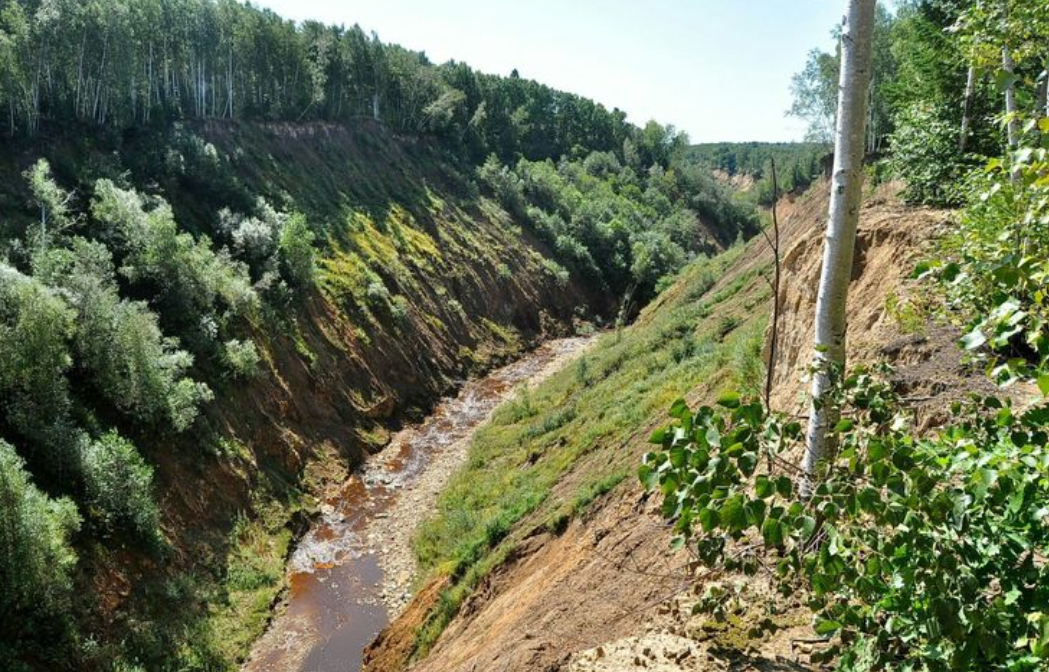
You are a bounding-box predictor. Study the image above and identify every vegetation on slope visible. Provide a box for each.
[403,243,772,659]
[685,142,829,205]
[640,2,1049,671]
[0,7,761,666]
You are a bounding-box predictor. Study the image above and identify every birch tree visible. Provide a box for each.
[960,65,977,151]
[802,0,877,487]
[1001,6,1019,148]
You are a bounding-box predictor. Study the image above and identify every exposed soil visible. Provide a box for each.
[363,180,1031,672]
[243,337,595,672]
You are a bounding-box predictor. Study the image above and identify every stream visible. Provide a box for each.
[243,336,594,672]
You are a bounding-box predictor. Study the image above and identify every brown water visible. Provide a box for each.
[243,337,593,672]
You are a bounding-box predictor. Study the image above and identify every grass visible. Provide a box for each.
[204,514,293,666]
[407,245,770,659]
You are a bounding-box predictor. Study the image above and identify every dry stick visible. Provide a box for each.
[764,158,782,412]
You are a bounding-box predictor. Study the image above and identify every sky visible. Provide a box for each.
[250,0,848,143]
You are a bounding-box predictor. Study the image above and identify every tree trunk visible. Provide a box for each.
[1003,45,1019,148]
[1001,2,1019,148]
[802,0,877,489]
[960,65,977,151]
[1044,54,1049,118]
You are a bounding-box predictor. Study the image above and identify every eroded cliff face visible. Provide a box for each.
[0,121,604,666]
[362,182,995,672]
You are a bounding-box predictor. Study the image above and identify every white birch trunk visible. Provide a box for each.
[960,65,977,152]
[1044,54,1049,118]
[802,0,877,487]
[1003,45,1019,148]
[1001,2,1019,148]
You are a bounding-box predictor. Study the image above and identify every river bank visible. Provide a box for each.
[243,336,596,672]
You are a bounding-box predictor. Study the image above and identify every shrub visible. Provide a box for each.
[364,279,391,309]
[277,212,316,288]
[888,103,975,206]
[643,368,1049,672]
[34,238,210,431]
[0,439,80,620]
[920,146,1049,386]
[582,150,621,178]
[82,431,160,540]
[91,180,258,345]
[477,155,526,218]
[24,158,77,249]
[0,264,77,455]
[223,339,262,379]
[390,295,411,326]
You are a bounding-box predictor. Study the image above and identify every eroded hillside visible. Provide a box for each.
[363,181,1000,672]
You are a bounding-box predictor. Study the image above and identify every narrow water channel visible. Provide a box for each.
[243,336,594,672]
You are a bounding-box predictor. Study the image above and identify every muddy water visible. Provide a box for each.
[243,337,594,672]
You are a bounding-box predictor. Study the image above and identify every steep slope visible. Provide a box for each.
[363,180,991,672]
[0,121,594,670]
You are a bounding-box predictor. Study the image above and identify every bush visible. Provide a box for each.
[82,431,160,540]
[223,339,262,378]
[921,146,1049,386]
[888,103,975,206]
[90,180,259,345]
[34,238,211,431]
[582,150,621,178]
[0,264,77,455]
[0,439,80,621]
[643,368,1049,672]
[390,295,411,326]
[277,212,316,288]
[477,155,527,218]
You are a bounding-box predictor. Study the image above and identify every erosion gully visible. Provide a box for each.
[244,336,593,672]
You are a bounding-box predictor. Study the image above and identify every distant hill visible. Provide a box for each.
[685,142,829,204]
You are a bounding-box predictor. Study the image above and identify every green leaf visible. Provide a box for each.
[719,494,747,531]
[960,327,986,351]
[669,398,689,419]
[755,475,774,498]
[814,618,842,635]
[698,506,718,532]
[738,451,758,476]
[761,518,785,546]
[638,464,659,491]
[1038,375,1049,397]
[716,391,741,409]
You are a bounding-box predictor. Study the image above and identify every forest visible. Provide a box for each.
[0,0,659,164]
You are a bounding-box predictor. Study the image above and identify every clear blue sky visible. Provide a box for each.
[251,0,847,143]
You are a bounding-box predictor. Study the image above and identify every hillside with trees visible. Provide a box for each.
[4,0,1049,671]
[0,2,764,671]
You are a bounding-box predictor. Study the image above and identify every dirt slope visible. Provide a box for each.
[364,180,995,672]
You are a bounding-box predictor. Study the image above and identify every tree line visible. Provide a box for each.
[0,0,666,165]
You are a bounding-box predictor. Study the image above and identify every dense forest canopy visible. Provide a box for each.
[0,0,692,166]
